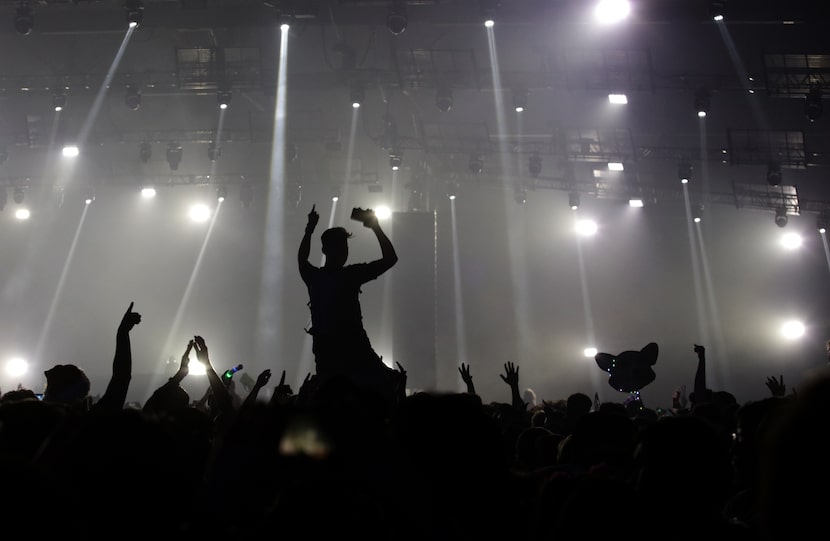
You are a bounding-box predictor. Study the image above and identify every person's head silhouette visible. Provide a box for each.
[321,227,352,268]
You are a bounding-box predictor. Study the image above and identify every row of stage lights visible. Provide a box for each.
[17,0,821,121]
[0,182,256,222]
[11,1,733,38]
[14,0,145,35]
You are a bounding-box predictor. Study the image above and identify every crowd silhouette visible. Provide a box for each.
[0,206,827,541]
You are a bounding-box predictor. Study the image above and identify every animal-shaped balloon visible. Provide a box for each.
[595,342,659,392]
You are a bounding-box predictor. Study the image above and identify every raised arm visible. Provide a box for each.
[94,302,141,413]
[458,362,477,395]
[298,204,319,272]
[692,344,709,404]
[365,211,398,274]
[192,335,235,419]
[500,361,525,410]
[242,369,272,408]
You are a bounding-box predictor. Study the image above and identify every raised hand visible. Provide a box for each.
[458,363,473,384]
[500,361,525,409]
[306,204,319,231]
[255,369,272,388]
[672,384,688,409]
[362,208,379,229]
[458,362,476,395]
[271,370,295,405]
[118,302,142,334]
[693,344,706,356]
[765,374,786,397]
[192,335,211,367]
[500,361,520,387]
[179,340,194,374]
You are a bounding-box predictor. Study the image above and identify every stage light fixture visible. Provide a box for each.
[15,3,33,36]
[528,153,542,178]
[692,203,703,223]
[389,153,402,171]
[584,347,598,358]
[125,85,141,110]
[15,208,30,220]
[629,198,644,208]
[216,185,227,202]
[447,180,459,200]
[166,142,182,171]
[277,12,294,30]
[84,188,95,205]
[569,192,580,210]
[469,154,483,175]
[710,1,725,21]
[694,88,710,118]
[436,84,453,113]
[125,0,144,28]
[139,142,152,163]
[608,93,628,105]
[805,85,823,122]
[595,0,631,24]
[387,1,407,35]
[781,232,802,250]
[817,213,828,234]
[141,187,156,199]
[13,186,25,205]
[513,88,528,113]
[350,80,365,108]
[217,89,231,109]
[62,145,79,158]
[514,185,527,204]
[52,93,66,112]
[481,0,499,26]
[775,206,788,228]
[608,162,624,171]
[678,161,693,183]
[767,161,782,186]
[576,219,598,236]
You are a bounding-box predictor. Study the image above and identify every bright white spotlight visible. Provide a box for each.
[608,162,624,171]
[280,23,290,32]
[448,194,456,201]
[693,216,701,223]
[595,0,630,24]
[85,197,93,205]
[141,187,156,199]
[698,110,707,118]
[576,219,598,236]
[5,357,28,377]
[189,204,211,222]
[189,362,207,376]
[15,208,30,220]
[332,196,339,202]
[62,145,79,157]
[608,93,628,104]
[484,19,494,28]
[219,103,228,110]
[352,102,361,109]
[781,320,805,339]
[629,199,644,208]
[583,347,598,358]
[375,205,391,220]
[780,232,803,249]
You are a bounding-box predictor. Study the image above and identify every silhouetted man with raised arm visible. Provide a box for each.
[298,204,399,403]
